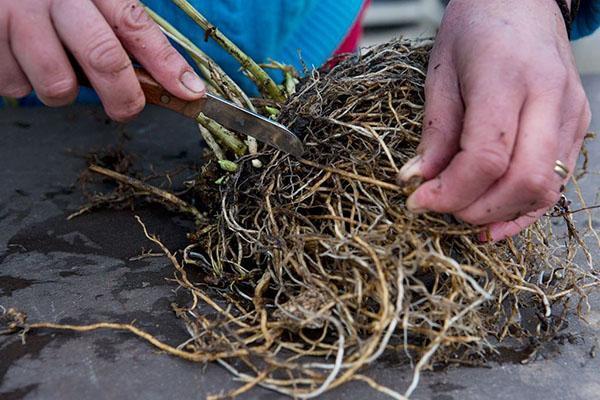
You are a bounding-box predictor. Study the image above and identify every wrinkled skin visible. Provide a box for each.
[399,0,590,241]
[0,0,205,121]
[0,0,591,240]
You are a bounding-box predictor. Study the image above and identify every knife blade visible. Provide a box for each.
[135,68,304,157]
[70,58,304,157]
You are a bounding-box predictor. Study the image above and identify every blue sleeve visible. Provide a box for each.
[141,0,361,94]
[141,0,316,94]
[572,0,600,39]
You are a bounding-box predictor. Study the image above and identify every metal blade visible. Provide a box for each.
[188,93,304,157]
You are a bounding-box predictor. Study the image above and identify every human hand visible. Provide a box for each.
[0,0,205,121]
[398,0,590,242]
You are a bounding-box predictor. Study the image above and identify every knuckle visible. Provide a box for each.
[520,172,555,198]
[471,147,510,179]
[84,33,130,74]
[113,1,152,32]
[542,62,569,81]
[529,64,569,94]
[553,65,569,84]
[575,87,592,121]
[569,84,589,110]
[573,85,588,105]
[37,77,77,102]
[154,43,180,66]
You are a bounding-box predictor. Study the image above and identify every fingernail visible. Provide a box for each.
[181,71,205,94]
[406,194,427,214]
[398,155,423,182]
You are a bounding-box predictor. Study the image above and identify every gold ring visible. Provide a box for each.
[554,160,569,179]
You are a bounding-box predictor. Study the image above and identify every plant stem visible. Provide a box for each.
[146,4,262,164]
[144,6,254,110]
[170,0,286,102]
[198,124,226,161]
[218,160,238,173]
[89,164,203,223]
[196,113,248,156]
[160,24,261,162]
[146,5,263,164]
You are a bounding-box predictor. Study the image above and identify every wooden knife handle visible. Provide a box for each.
[71,54,205,120]
[135,68,204,119]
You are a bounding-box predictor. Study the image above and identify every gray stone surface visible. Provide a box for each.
[0,76,598,400]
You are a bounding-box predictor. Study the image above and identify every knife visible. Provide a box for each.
[73,62,304,157]
[135,69,304,157]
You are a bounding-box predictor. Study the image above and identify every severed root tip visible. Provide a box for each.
[88,164,204,224]
[0,307,28,334]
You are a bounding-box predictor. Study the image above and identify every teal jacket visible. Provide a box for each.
[6,0,600,106]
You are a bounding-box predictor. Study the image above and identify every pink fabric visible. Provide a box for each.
[335,0,371,54]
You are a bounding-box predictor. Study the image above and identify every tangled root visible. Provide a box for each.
[165,39,597,398]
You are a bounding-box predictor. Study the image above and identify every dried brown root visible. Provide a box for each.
[88,165,203,223]
[1,304,245,365]
[177,38,598,398]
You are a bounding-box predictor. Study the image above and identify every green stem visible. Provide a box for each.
[144,6,254,110]
[89,165,203,224]
[170,0,286,103]
[197,113,247,157]
[145,4,261,164]
[155,20,261,163]
[197,124,225,161]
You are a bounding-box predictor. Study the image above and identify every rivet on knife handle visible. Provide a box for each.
[135,68,207,119]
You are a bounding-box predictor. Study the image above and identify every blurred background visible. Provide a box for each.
[362,0,600,74]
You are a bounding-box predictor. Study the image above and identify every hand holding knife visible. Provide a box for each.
[76,63,304,157]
